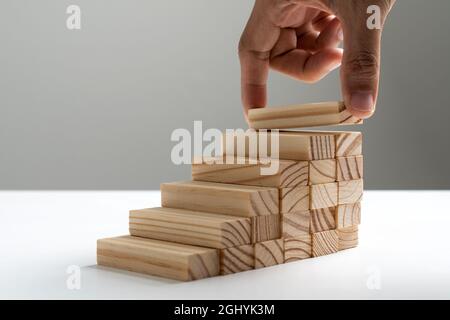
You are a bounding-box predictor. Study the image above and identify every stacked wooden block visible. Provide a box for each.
[97,102,364,281]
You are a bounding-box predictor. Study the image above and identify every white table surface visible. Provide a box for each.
[0,190,449,300]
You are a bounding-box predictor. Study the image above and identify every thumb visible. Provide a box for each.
[340,6,384,119]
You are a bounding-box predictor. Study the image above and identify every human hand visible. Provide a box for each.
[239,0,395,120]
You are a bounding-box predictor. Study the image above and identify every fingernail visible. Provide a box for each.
[337,29,344,41]
[350,92,374,112]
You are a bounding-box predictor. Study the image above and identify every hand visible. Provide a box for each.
[239,0,395,120]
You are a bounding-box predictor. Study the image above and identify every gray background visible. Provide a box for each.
[1,0,449,190]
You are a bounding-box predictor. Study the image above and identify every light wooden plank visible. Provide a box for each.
[310,207,336,233]
[336,203,361,228]
[251,215,281,243]
[248,101,362,129]
[280,186,309,214]
[338,180,364,205]
[281,210,310,238]
[192,157,309,188]
[97,236,219,281]
[337,226,359,250]
[309,159,336,185]
[129,207,251,249]
[310,183,338,209]
[335,131,362,157]
[255,239,284,269]
[161,181,279,217]
[220,244,255,275]
[284,235,312,262]
[337,155,364,181]
[312,230,339,257]
[223,131,335,160]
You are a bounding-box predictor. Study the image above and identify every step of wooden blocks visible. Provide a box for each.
[248,101,362,129]
[97,236,220,281]
[98,125,364,281]
[223,130,336,160]
[161,180,279,217]
[129,207,252,249]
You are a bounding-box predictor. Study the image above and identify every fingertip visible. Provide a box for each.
[347,92,376,119]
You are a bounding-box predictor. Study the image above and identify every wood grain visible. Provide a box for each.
[251,215,281,243]
[284,235,312,262]
[309,159,336,185]
[310,207,336,233]
[337,155,363,181]
[281,210,310,238]
[97,236,219,281]
[161,181,279,217]
[255,239,284,269]
[337,226,359,250]
[338,180,363,205]
[223,131,335,160]
[310,183,338,209]
[192,157,309,188]
[335,131,362,157]
[129,207,252,249]
[280,186,310,213]
[248,101,362,129]
[220,244,255,275]
[336,203,361,228]
[312,230,339,257]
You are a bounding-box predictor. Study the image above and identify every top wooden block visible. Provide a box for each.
[248,101,362,129]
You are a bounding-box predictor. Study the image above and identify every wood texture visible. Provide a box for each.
[97,236,219,281]
[220,244,255,275]
[281,210,310,238]
[255,239,284,269]
[336,203,361,228]
[248,101,362,129]
[309,159,336,185]
[223,131,335,160]
[129,207,252,249]
[310,183,338,209]
[310,207,336,233]
[284,235,312,262]
[251,215,281,243]
[161,181,279,217]
[192,157,309,188]
[337,155,363,181]
[335,131,363,157]
[338,180,363,205]
[312,230,339,257]
[280,186,309,213]
[337,226,359,250]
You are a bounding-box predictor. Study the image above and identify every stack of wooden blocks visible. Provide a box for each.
[97,102,363,281]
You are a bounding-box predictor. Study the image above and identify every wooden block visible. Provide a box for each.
[161,181,279,217]
[280,186,309,214]
[192,157,309,188]
[220,244,255,275]
[97,236,219,281]
[310,183,338,209]
[337,155,363,181]
[251,215,281,243]
[335,131,362,157]
[129,207,251,249]
[281,211,310,238]
[248,101,362,129]
[309,159,336,185]
[223,131,335,160]
[284,235,312,262]
[255,239,284,269]
[338,180,363,205]
[336,203,361,228]
[310,207,336,233]
[312,230,339,257]
[337,226,359,250]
